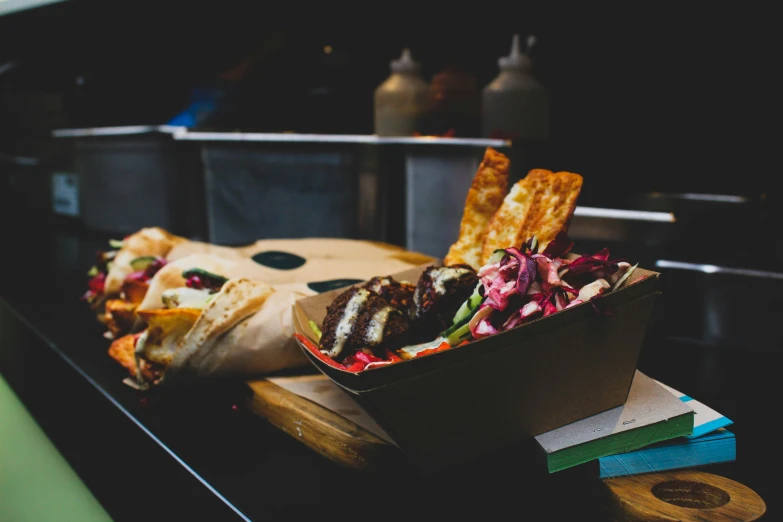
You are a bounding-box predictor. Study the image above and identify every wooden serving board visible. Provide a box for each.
[245,375,401,471]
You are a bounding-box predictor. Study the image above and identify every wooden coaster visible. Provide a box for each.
[602,469,766,521]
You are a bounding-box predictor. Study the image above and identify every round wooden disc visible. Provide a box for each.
[602,469,767,522]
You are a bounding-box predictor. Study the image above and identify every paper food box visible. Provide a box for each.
[292,260,660,472]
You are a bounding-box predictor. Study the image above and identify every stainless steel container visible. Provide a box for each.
[393,137,511,258]
[175,132,379,246]
[52,125,205,239]
[654,260,783,351]
[173,132,511,249]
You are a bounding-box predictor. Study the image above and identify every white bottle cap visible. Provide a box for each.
[391,48,421,74]
[499,34,534,71]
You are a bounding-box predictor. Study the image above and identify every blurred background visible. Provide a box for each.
[2,2,778,186]
[2,2,782,375]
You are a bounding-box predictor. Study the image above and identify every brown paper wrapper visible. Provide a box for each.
[135,237,436,383]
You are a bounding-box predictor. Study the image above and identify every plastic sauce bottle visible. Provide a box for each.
[481,34,549,141]
[374,49,429,136]
[424,64,480,137]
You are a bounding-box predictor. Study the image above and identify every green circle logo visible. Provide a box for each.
[251,251,306,270]
[307,279,364,293]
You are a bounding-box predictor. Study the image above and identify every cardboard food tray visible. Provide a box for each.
[292,259,660,472]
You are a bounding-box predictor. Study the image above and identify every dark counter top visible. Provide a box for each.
[0,224,777,521]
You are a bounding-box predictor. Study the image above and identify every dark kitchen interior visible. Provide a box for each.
[1,1,780,520]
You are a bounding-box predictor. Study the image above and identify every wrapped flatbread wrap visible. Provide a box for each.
[107,240,435,387]
[104,227,187,296]
[85,227,189,335]
[160,280,312,382]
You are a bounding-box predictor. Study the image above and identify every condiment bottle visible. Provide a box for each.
[373,49,429,136]
[481,34,549,141]
[424,64,480,137]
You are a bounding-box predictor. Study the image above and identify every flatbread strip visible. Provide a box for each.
[108,333,161,382]
[443,147,510,270]
[481,169,583,264]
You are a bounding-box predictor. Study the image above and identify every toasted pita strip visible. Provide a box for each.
[444,147,510,270]
[108,334,138,376]
[108,333,163,382]
[121,280,149,305]
[135,308,202,367]
[480,169,583,264]
[517,171,582,253]
[103,299,138,337]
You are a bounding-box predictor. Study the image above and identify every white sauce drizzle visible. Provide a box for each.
[364,306,396,346]
[399,336,448,359]
[430,267,471,294]
[323,289,370,358]
[161,287,213,309]
[368,277,390,293]
[413,285,422,316]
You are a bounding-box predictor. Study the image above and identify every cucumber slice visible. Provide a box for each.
[444,321,473,346]
[109,239,125,249]
[130,256,158,271]
[487,248,507,264]
[452,282,483,325]
[527,235,538,254]
[181,268,229,286]
[442,297,485,345]
[442,311,473,339]
[308,320,322,340]
[87,266,98,277]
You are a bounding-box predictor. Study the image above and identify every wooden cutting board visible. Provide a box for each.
[245,375,401,471]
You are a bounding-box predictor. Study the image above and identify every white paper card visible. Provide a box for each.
[655,380,733,438]
[51,172,79,216]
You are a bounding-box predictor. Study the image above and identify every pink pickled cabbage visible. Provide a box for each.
[479,247,537,311]
[469,305,498,339]
[540,231,575,259]
[467,234,631,337]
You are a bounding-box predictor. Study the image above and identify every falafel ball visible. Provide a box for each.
[362,276,416,311]
[320,287,411,362]
[410,264,479,336]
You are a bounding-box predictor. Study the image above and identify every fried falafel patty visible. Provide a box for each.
[410,264,479,334]
[320,287,411,362]
[362,276,415,311]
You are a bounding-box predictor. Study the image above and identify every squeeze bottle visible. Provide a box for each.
[373,49,429,136]
[481,34,549,140]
